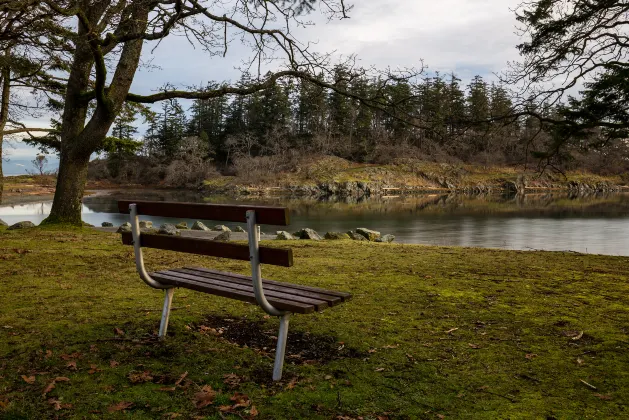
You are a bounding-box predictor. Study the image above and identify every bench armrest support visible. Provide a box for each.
[130,203,172,290]
[247,210,287,316]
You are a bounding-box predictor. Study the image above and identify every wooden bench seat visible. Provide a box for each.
[150,267,352,314]
[118,200,352,381]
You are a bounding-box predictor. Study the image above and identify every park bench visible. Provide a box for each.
[117,200,352,380]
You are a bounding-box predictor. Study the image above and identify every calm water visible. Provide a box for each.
[2,190,629,256]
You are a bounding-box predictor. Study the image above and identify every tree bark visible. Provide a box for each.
[0,48,11,204]
[45,2,149,224]
[43,151,90,225]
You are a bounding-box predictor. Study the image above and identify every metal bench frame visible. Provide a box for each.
[129,203,290,381]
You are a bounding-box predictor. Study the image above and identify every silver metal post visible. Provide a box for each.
[158,288,174,338]
[246,210,285,317]
[272,314,290,381]
[129,204,170,290]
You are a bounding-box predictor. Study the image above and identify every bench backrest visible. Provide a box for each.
[118,200,293,267]
[118,200,290,225]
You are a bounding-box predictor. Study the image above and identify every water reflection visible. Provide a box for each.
[1,190,629,256]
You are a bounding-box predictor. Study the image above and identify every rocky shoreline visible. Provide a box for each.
[202,177,628,199]
[106,221,395,243]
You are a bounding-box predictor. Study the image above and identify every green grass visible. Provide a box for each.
[1,226,629,419]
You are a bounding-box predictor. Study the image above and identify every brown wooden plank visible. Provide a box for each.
[188,267,352,301]
[151,272,314,313]
[158,270,329,310]
[172,268,341,306]
[120,233,293,267]
[117,200,289,225]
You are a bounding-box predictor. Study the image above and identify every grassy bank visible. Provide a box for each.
[1,227,628,419]
[202,157,628,195]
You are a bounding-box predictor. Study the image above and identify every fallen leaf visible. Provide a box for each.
[230,392,251,409]
[60,352,81,361]
[175,371,188,386]
[159,387,176,392]
[572,331,584,341]
[108,401,134,412]
[223,373,241,388]
[128,370,153,384]
[44,350,53,359]
[375,367,385,372]
[436,414,445,419]
[219,405,233,412]
[55,377,70,382]
[576,358,584,366]
[114,327,125,336]
[594,393,612,400]
[88,365,101,375]
[66,361,77,370]
[47,398,72,411]
[445,328,459,334]
[21,375,36,384]
[382,344,399,349]
[193,385,216,408]
[368,349,377,354]
[468,343,481,349]
[286,377,298,390]
[249,405,259,416]
[109,360,119,368]
[525,353,538,359]
[42,381,56,396]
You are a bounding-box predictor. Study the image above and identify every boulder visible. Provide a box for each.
[213,224,232,232]
[117,222,132,233]
[0,219,8,227]
[101,222,114,227]
[159,223,180,236]
[324,232,351,240]
[213,231,231,242]
[276,231,297,240]
[141,228,159,235]
[176,222,189,230]
[347,231,367,241]
[192,221,210,231]
[234,226,246,233]
[139,220,153,228]
[356,227,381,241]
[7,221,35,230]
[295,228,322,240]
[375,234,395,243]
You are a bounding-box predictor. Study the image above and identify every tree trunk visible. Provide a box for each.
[43,151,90,225]
[0,47,11,204]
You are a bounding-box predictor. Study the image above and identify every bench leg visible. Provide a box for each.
[158,288,174,339]
[272,313,291,381]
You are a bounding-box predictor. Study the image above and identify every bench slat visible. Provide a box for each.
[158,270,330,310]
[118,200,290,225]
[173,268,342,306]
[151,272,315,314]
[121,233,293,267]
[188,267,353,301]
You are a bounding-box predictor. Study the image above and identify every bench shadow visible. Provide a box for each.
[196,315,364,365]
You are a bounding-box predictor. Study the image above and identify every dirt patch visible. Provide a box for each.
[198,315,364,365]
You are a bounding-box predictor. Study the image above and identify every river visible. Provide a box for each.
[1,189,629,256]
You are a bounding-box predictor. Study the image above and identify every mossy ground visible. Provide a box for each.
[1,226,628,419]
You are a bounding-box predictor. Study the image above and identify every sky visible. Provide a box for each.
[2,0,522,173]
